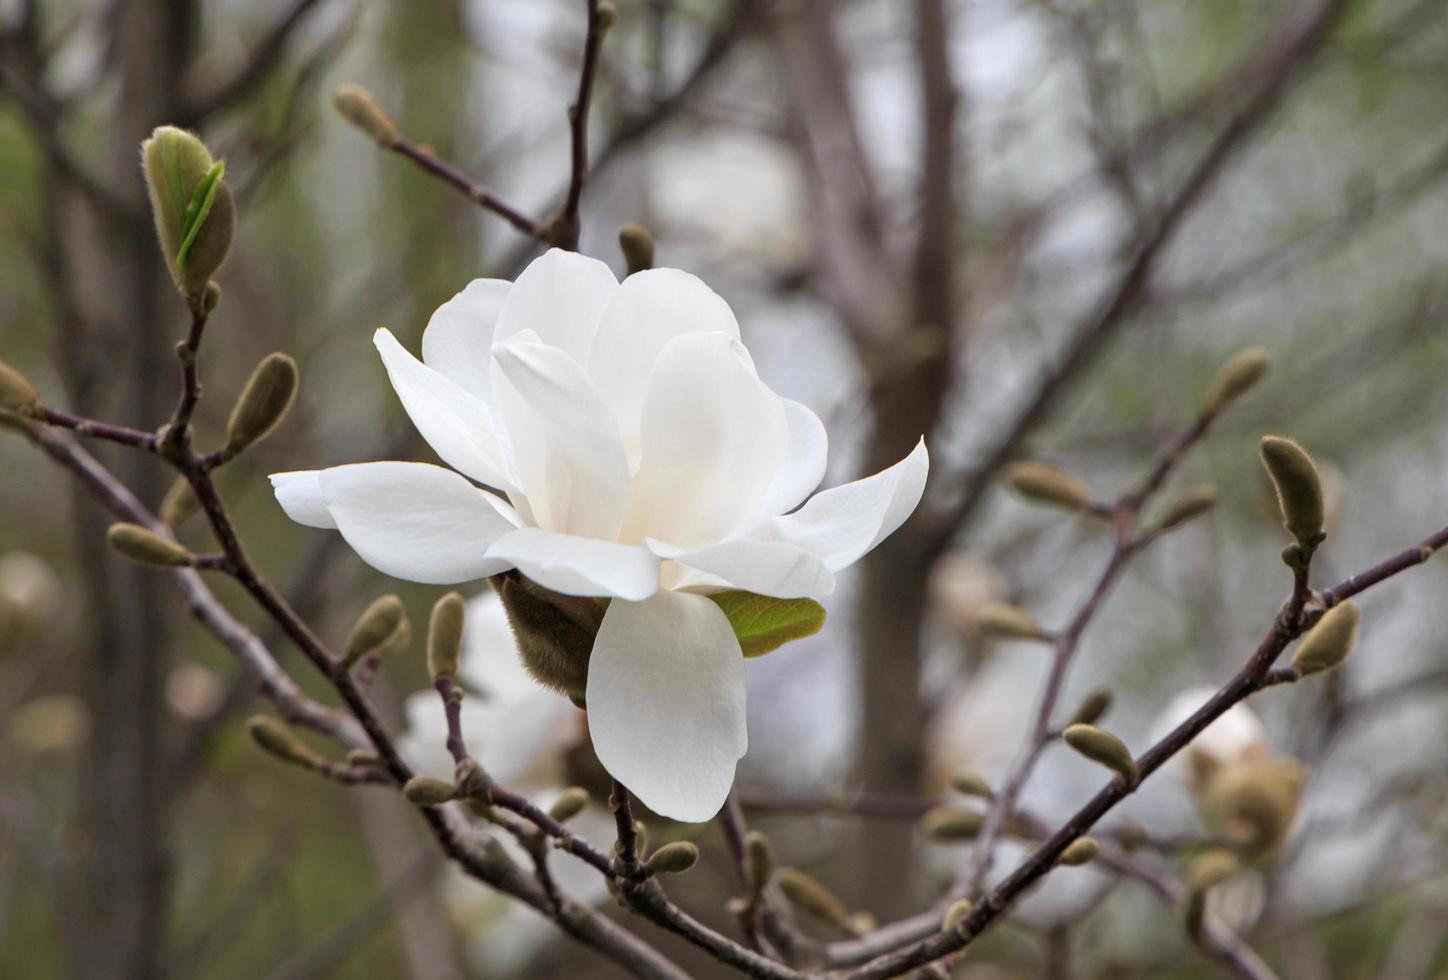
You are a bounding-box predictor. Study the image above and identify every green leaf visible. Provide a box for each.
[177,160,224,270]
[707,591,825,658]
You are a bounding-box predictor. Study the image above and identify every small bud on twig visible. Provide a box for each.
[0,359,38,413]
[225,353,299,454]
[1259,436,1324,549]
[106,523,195,568]
[1006,462,1089,512]
[548,787,590,823]
[942,900,973,932]
[645,841,700,875]
[1063,723,1138,786]
[344,595,407,667]
[247,715,320,768]
[140,126,235,299]
[1291,601,1359,677]
[744,830,774,896]
[403,775,457,806]
[618,224,655,276]
[597,1,618,31]
[922,806,985,843]
[1059,836,1100,866]
[1069,686,1113,726]
[1152,484,1218,534]
[776,868,851,930]
[332,84,398,145]
[975,601,1048,642]
[1203,347,1270,415]
[1186,848,1240,892]
[427,591,465,681]
[949,770,993,800]
[159,478,199,527]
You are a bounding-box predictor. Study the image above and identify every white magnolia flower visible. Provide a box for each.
[1151,686,1268,787]
[270,249,929,821]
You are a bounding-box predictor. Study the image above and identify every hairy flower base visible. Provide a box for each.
[272,249,928,820]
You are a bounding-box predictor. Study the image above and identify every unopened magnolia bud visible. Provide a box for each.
[942,900,973,932]
[403,775,456,806]
[332,84,398,144]
[106,523,194,568]
[1203,757,1305,857]
[618,224,655,276]
[1070,687,1113,726]
[1006,462,1088,511]
[1259,436,1324,548]
[226,353,298,453]
[975,601,1047,641]
[0,359,38,413]
[632,820,650,857]
[140,125,234,297]
[159,478,199,527]
[1292,602,1359,677]
[427,591,465,681]
[776,868,850,928]
[744,830,774,895]
[496,575,602,697]
[345,594,407,666]
[200,281,221,315]
[548,787,589,823]
[597,1,618,31]
[247,715,318,767]
[1154,484,1218,533]
[345,749,381,768]
[1063,723,1138,786]
[949,770,993,799]
[1060,836,1100,866]
[922,806,985,843]
[1204,347,1270,414]
[645,841,699,875]
[1187,848,1240,892]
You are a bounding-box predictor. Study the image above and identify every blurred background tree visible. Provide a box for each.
[1,0,1446,977]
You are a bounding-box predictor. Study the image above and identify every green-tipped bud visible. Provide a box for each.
[1060,837,1100,866]
[618,224,655,276]
[1203,347,1270,415]
[1259,436,1324,548]
[496,575,602,698]
[645,841,699,875]
[949,770,993,799]
[345,594,407,666]
[403,775,457,806]
[1070,687,1113,726]
[776,868,850,929]
[922,806,985,843]
[548,787,589,823]
[1186,848,1240,892]
[975,601,1047,641]
[1063,723,1138,786]
[1292,602,1359,678]
[225,353,298,454]
[332,84,398,145]
[140,126,235,298]
[159,478,199,527]
[106,523,194,568]
[0,359,38,413]
[427,591,465,681]
[247,715,318,768]
[744,830,774,895]
[1153,484,1218,533]
[1006,462,1089,511]
[942,900,973,932]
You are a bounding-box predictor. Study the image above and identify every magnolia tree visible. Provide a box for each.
[2,0,1446,978]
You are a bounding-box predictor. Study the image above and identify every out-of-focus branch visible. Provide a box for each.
[553,0,608,249]
[182,0,330,122]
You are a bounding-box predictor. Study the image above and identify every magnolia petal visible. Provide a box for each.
[491,248,618,366]
[587,268,741,457]
[319,462,521,584]
[269,470,337,529]
[422,278,511,401]
[622,332,789,549]
[772,438,929,572]
[647,538,834,599]
[760,399,828,516]
[491,334,632,539]
[586,590,746,822]
[375,328,514,491]
[486,527,659,600]
[459,591,536,699]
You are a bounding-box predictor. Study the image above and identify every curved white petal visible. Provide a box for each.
[491,248,618,365]
[621,332,789,549]
[319,462,521,584]
[491,334,632,539]
[269,470,336,529]
[773,438,929,572]
[375,329,515,491]
[760,399,828,516]
[422,278,511,401]
[587,268,741,459]
[486,528,659,600]
[586,590,747,822]
[647,538,834,599]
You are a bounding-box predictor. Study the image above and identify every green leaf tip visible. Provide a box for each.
[708,591,825,658]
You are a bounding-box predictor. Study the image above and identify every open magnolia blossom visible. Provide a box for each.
[270,248,929,821]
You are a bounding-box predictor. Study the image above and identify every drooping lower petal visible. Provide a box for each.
[491,248,618,366]
[586,590,747,822]
[269,470,336,529]
[422,278,511,401]
[485,527,659,601]
[319,461,521,584]
[772,438,929,572]
[647,538,834,599]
